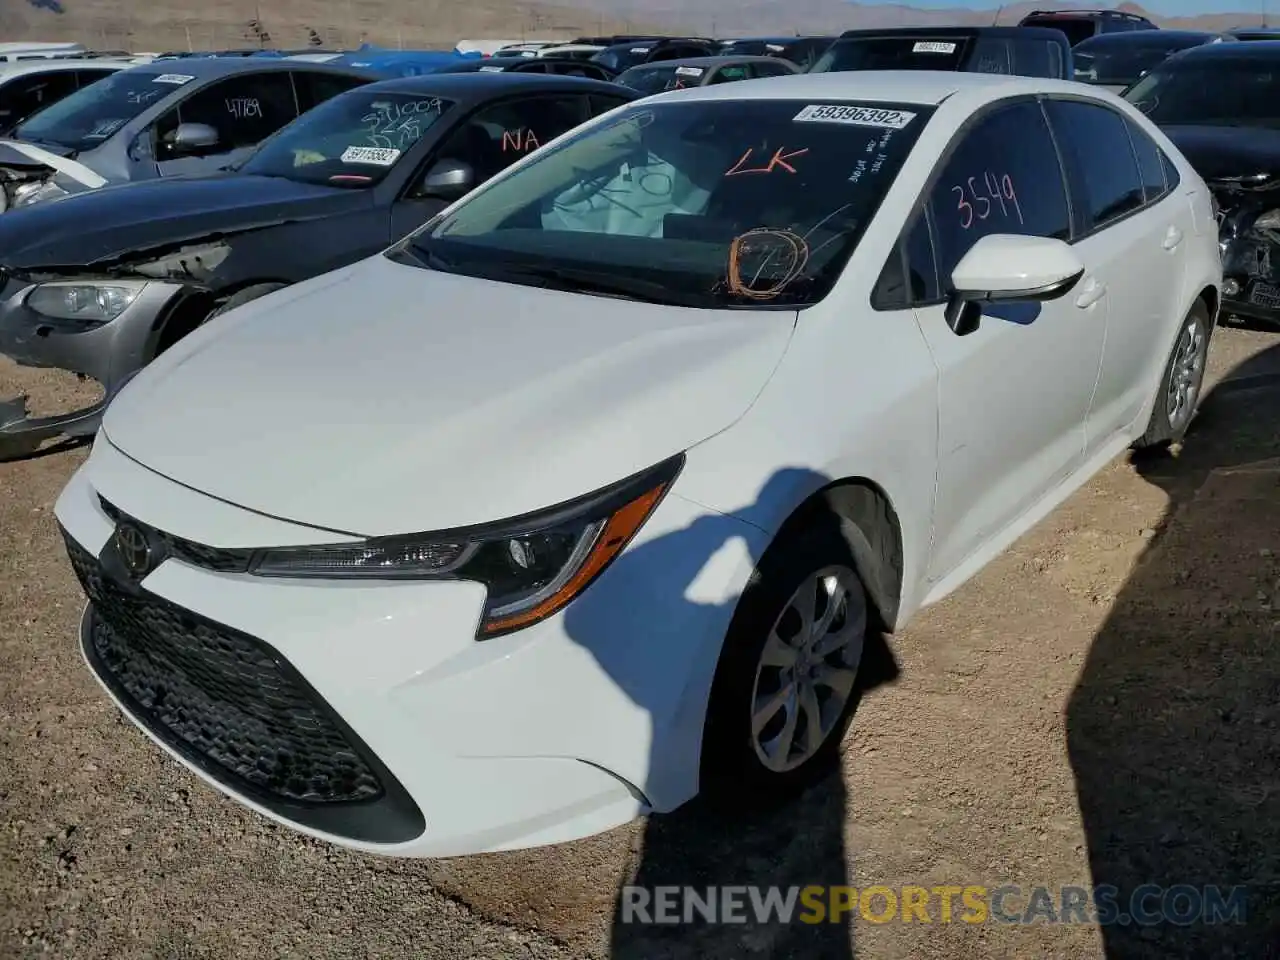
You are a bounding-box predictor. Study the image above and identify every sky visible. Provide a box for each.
[856,0,1269,16]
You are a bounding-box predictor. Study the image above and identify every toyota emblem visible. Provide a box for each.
[112,522,152,578]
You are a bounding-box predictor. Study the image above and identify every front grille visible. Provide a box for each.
[64,532,383,806]
[98,497,253,573]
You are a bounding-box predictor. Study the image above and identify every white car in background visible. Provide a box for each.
[56,71,1220,858]
[0,58,129,140]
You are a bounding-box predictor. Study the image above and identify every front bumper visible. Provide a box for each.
[54,435,765,857]
[0,273,184,457]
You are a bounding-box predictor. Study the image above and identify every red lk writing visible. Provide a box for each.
[725,145,810,177]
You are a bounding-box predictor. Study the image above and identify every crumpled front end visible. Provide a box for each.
[0,265,189,458]
[1210,172,1280,328]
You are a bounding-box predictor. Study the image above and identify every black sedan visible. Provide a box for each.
[0,72,639,454]
[1123,41,1280,328]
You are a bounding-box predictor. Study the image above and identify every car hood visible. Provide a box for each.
[0,174,368,270]
[1161,124,1280,181]
[102,255,795,536]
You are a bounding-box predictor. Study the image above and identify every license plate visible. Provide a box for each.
[1248,282,1280,309]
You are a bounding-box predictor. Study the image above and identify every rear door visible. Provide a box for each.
[1043,97,1183,448]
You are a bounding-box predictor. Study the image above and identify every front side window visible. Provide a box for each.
[811,37,968,73]
[425,95,588,186]
[1044,99,1145,231]
[157,71,298,153]
[1124,58,1280,127]
[409,99,933,308]
[12,68,183,151]
[240,89,453,187]
[927,100,1070,282]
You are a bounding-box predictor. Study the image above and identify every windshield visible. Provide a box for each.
[406,99,932,309]
[1073,39,1205,85]
[13,68,183,150]
[592,45,654,72]
[1019,16,1096,46]
[1124,59,1280,127]
[241,89,453,186]
[811,37,969,73]
[616,63,706,94]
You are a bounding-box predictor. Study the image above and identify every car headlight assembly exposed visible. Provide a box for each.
[1253,208,1280,231]
[12,179,68,208]
[26,281,145,324]
[251,454,684,637]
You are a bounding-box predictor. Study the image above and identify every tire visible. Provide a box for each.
[204,282,287,323]
[1133,300,1211,450]
[700,516,870,805]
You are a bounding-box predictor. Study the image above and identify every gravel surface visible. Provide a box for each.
[2,325,1279,959]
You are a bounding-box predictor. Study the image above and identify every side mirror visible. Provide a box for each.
[944,234,1084,336]
[417,158,476,201]
[167,121,220,156]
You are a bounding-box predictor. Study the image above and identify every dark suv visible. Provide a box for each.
[1017,9,1157,46]
[810,26,1072,79]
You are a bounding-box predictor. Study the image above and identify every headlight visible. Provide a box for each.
[1254,208,1280,231]
[26,281,145,323]
[12,179,68,208]
[251,454,683,637]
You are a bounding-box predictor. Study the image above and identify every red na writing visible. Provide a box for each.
[501,128,541,153]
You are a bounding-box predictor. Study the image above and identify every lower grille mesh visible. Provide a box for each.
[64,531,383,806]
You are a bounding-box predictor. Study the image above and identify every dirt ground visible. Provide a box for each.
[2,324,1279,959]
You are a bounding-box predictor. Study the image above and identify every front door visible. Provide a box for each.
[911,98,1108,584]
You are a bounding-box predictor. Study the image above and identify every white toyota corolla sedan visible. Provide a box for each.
[55,71,1220,858]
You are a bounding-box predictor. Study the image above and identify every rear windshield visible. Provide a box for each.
[1073,38,1208,86]
[591,45,654,72]
[408,98,934,309]
[812,37,969,72]
[1019,16,1096,46]
[616,63,706,94]
[1125,58,1280,127]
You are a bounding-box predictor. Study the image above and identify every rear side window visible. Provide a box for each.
[967,38,1012,74]
[1125,118,1169,202]
[1160,150,1181,191]
[1044,99,1145,232]
[1012,40,1063,78]
[294,71,369,112]
[927,100,1071,281]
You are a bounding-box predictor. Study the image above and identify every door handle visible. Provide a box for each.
[1075,276,1107,309]
[1162,225,1184,251]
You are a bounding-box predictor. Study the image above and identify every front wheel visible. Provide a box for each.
[700,521,869,804]
[1134,301,1211,450]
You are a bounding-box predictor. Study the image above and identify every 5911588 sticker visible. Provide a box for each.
[340,145,401,165]
[793,104,916,129]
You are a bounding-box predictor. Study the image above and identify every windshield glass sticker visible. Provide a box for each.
[674,66,704,77]
[793,104,916,129]
[340,145,401,165]
[913,41,957,53]
[152,73,195,84]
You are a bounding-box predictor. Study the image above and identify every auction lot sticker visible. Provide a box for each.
[793,104,917,129]
[913,41,957,53]
[340,146,402,165]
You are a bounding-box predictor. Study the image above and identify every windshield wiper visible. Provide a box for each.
[468,262,716,307]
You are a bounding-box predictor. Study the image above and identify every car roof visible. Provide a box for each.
[836,25,1068,40]
[1168,38,1280,60]
[122,57,374,80]
[1074,29,1225,46]
[646,70,1089,106]
[623,55,790,70]
[0,58,128,78]
[358,70,632,101]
